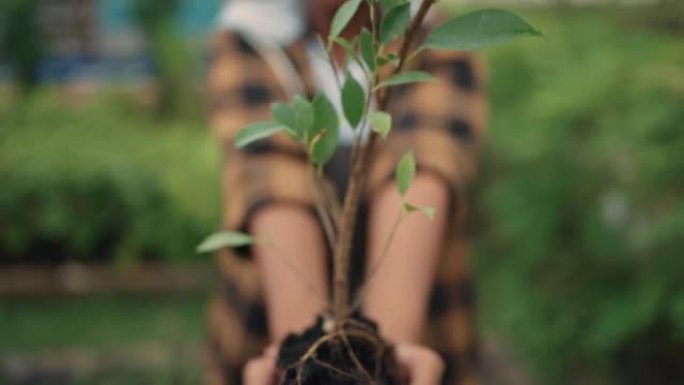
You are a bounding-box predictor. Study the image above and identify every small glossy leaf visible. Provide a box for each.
[404,203,436,220]
[310,94,340,165]
[329,0,363,40]
[196,231,253,253]
[332,37,363,67]
[423,9,542,51]
[396,151,416,196]
[377,71,435,89]
[370,111,392,139]
[271,102,295,127]
[341,73,366,128]
[380,3,411,43]
[292,95,315,136]
[271,102,299,140]
[235,121,284,148]
[377,53,400,67]
[359,29,376,70]
[380,0,406,10]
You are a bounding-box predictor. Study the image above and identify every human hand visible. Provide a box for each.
[243,345,279,385]
[395,344,445,385]
[243,343,444,385]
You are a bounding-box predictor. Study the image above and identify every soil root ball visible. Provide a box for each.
[277,315,403,385]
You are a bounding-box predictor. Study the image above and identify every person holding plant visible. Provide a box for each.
[205,0,487,384]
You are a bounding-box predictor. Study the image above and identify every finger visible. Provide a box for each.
[263,344,278,358]
[243,356,277,385]
[396,345,445,385]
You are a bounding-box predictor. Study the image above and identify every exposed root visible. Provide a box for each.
[277,316,401,385]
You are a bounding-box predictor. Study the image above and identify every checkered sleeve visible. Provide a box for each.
[209,32,315,254]
[368,49,488,222]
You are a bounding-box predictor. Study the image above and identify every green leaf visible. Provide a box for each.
[396,151,416,196]
[271,102,299,139]
[423,9,542,51]
[332,37,363,68]
[377,71,435,89]
[359,29,376,71]
[377,53,400,67]
[310,94,340,165]
[329,0,363,40]
[235,121,284,149]
[196,231,253,253]
[271,97,314,142]
[380,3,411,44]
[341,73,366,128]
[292,95,315,137]
[403,203,436,221]
[369,111,392,139]
[380,0,406,10]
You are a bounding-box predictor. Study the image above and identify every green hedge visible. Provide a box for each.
[0,92,220,264]
[473,8,684,384]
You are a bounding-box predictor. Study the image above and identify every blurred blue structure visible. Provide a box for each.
[34,0,219,84]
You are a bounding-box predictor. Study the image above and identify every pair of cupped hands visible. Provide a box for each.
[244,343,445,385]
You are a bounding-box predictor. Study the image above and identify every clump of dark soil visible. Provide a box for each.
[277,314,403,385]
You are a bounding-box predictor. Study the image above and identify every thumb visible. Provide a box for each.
[395,344,445,385]
[243,355,277,385]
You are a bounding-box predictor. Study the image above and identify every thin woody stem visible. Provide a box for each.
[332,0,437,320]
[320,34,344,92]
[349,209,405,312]
[320,175,342,227]
[309,166,337,248]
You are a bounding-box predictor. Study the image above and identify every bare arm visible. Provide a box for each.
[363,173,449,343]
[242,177,449,385]
[250,205,329,342]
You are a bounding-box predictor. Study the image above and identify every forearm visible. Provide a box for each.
[363,173,449,343]
[250,205,329,342]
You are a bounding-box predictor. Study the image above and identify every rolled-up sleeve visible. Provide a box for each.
[368,49,488,222]
[209,32,316,255]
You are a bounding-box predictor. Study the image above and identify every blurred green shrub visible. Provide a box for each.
[0,0,43,92]
[133,0,199,119]
[0,170,202,264]
[0,92,219,264]
[473,9,684,384]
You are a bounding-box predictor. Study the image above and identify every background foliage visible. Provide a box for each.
[1,4,683,385]
[0,92,219,264]
[472,8,684,384]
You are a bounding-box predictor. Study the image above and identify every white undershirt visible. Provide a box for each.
[306,38,374,145]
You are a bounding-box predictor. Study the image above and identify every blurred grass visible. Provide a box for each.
[0,293,206,385]
[0,293,206,352]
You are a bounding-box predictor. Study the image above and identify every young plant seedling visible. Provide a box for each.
[198,1,541,383]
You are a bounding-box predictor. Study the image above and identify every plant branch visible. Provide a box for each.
[320,35,344,92]
[332,0,436,321]
[349,209,405,312]
[322,177,343,227]
[309,166,338,249]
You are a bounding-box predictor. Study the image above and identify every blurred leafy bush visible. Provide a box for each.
[0,92,219,264]
[0,0,43,92]
[133,0,199,119]
[473,8,684,384]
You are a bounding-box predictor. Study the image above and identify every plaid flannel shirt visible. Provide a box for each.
[206,22,487,385]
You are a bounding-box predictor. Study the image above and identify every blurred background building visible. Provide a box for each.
[1,0,217,84]
[1,1,683,384]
